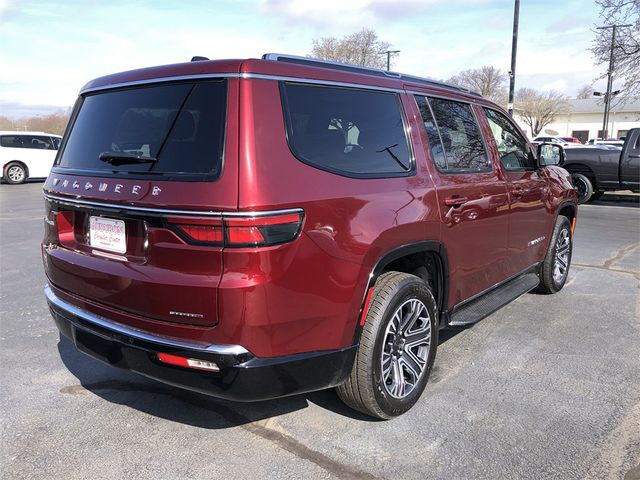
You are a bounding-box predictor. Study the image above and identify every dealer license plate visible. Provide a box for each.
[89,216,126,254]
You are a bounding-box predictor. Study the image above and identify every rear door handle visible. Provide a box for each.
[444,196,469,207]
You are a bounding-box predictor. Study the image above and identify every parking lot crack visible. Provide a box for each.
[602,243,639,270]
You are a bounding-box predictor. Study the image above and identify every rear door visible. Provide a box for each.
[43,78,238,327]
[414,95,509,306]
[20,135,57,177]
[481,107,550,275]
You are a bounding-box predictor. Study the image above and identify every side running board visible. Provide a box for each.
[448,272,540,327]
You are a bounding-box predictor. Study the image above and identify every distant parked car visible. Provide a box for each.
[532,136,571,148]
[0,131,62,184]
[559,136,582,144]
[586,138,624,147]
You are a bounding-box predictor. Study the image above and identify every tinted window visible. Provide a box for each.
[415,96,446,169]
[1,136,24,148]
[51,137,61,149]
[281,83,412,176]
[427,98,490,172]
[484,108,535,170]
[57,80,227,179]
[22,135,55,149]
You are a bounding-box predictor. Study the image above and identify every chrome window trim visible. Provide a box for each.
[43,192,303,218]
[80,72,407,95]
[80,73,239,94]
[45,284,249,356]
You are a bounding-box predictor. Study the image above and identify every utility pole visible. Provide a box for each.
[378,50,400,71]
[596,23,631,139]
[507,0,520,116]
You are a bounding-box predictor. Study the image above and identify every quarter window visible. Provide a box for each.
[281,83,412,177]
[417,97,490,172]
[1,136,24,148]
[484,108,535,170]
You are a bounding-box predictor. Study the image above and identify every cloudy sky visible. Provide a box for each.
[0,0,613,118]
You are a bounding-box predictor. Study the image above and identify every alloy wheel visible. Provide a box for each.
[553,227,571,284]
[7,165,25,183]
[381,298,431,399]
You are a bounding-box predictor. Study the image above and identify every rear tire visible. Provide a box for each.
[570,173,593,204]
[4,162,27,184]
[336,272,438,419]
[536,215,573,294]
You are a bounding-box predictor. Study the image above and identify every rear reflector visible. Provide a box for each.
[157,352,220,372]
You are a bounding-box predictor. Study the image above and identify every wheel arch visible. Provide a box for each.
[354,241,449,342]
[563,163,597,189]
[3,160,30,179]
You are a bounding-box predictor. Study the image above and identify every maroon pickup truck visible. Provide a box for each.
[42,54,577,418]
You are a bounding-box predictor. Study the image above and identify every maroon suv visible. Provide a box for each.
[42,54,577,418]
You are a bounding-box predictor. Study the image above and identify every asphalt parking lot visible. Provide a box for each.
[1,182,639,480]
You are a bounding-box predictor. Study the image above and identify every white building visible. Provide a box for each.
[517,97,640,143]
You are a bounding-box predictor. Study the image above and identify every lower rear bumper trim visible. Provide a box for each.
[46,285,357,401]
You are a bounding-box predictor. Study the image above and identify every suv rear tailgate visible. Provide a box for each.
[42,77,239,327]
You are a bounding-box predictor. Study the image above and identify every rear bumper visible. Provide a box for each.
[45,285,356,401]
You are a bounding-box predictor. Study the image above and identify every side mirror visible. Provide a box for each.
[537,143,565,167]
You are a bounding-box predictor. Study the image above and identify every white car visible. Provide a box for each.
[1,131,62,184]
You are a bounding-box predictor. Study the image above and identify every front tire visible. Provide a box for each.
[570,173,593,204]
[336,272,438,419]
[4,162,27,184]
[536,215,573,294]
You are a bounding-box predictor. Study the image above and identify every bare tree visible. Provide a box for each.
[576,84,594,99]
[447,66,508,104]
[590,0,640,95]
[515,88,569,137]
[0,111,71,135]
[310,28,393,69]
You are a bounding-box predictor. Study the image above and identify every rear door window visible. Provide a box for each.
[22,135,55,149]
[56,80,227,180]
[281,82,413,177]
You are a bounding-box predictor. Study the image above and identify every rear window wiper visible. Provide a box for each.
[99,152,158,166]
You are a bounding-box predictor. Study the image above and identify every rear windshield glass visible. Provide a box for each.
[56,80,227,180]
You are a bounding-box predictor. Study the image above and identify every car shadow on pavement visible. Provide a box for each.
[591,194,639,208]
[57,335,378,426]
[57,326,469,426]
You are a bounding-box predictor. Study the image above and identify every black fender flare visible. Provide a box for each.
[352,240,449,344]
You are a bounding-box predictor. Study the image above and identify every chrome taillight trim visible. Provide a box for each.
[43,192,303,218]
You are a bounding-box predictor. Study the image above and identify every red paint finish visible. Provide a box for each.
[42,57,577,361]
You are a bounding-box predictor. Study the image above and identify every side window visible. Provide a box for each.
[484,108,535,170]
[51,137,62,150]
[35,136,55,149]
[414,96,446,169]
[281,82,412,177]
[1,136,24,148]
[426,97,490,172]
[21,135,53,149]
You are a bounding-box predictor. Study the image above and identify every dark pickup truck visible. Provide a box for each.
[561,128,640,203]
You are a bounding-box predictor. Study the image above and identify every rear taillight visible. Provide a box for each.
[168,216,224,245]
[167,210,304,248]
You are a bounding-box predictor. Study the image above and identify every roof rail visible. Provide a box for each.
[262,53,482,98]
